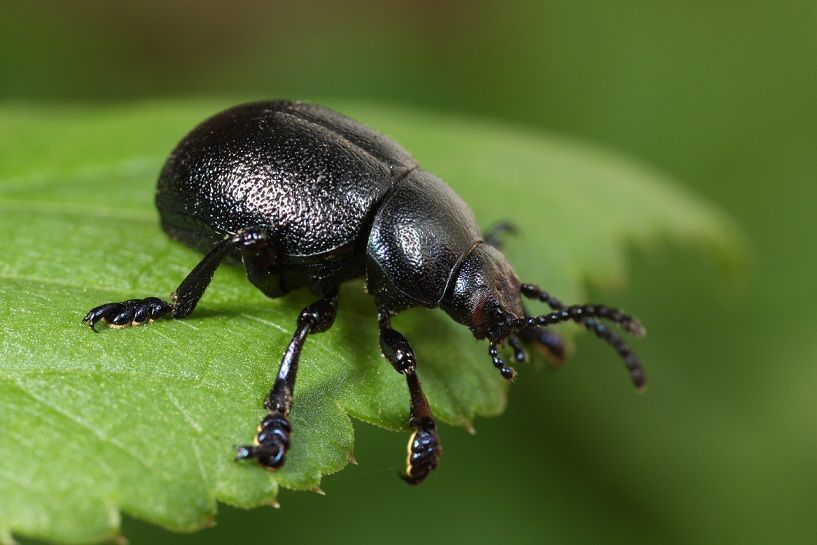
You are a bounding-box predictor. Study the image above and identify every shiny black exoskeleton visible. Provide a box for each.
[83,101,646,485]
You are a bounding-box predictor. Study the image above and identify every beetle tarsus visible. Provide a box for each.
[83,297,172,331]
[235,413,292,470]
[401,414,442,485]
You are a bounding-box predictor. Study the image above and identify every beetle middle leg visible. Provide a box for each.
[83,227,273,330]
[235,288,339,470]
[378,309,442,485]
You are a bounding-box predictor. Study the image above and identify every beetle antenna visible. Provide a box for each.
[515,305,646,337]
[514,310,646,389]
[581,318,645,389]
[519,284,645,337]
[516,283,646,389]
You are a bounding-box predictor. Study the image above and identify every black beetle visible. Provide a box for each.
[83,101,646,485]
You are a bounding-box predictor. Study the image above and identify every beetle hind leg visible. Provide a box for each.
[82,226,273,330]
[236,288,339,471]
[516,304,568,365]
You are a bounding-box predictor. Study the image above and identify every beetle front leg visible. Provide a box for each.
[236,288,339,470]
[378,310,442,485]
[516,326,567,365]
[83,227,273,330]
[482,221,517,250]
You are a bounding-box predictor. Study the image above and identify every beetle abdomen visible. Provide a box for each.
[366,169,482,308]
[156,101,415,261]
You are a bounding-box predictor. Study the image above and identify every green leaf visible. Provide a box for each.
[0,100,741,544]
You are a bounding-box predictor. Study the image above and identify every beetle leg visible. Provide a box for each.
[516,326,567,365]
[171,226,271,318]
[83,297,172,331]
[378,310,442,485]
[82,226,272,330]
[482,221,518,250]
[236,288,339,471]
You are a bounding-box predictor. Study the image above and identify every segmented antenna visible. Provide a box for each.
[519,283,647,389]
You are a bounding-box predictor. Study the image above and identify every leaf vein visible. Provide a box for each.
[8,380,159,475]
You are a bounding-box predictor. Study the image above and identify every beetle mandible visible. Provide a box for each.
[83,101,646,484]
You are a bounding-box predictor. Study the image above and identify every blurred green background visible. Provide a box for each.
[3,1,815,544]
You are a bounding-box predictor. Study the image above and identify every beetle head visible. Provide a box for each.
[442,242,648,389]
[441,243,525,341]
